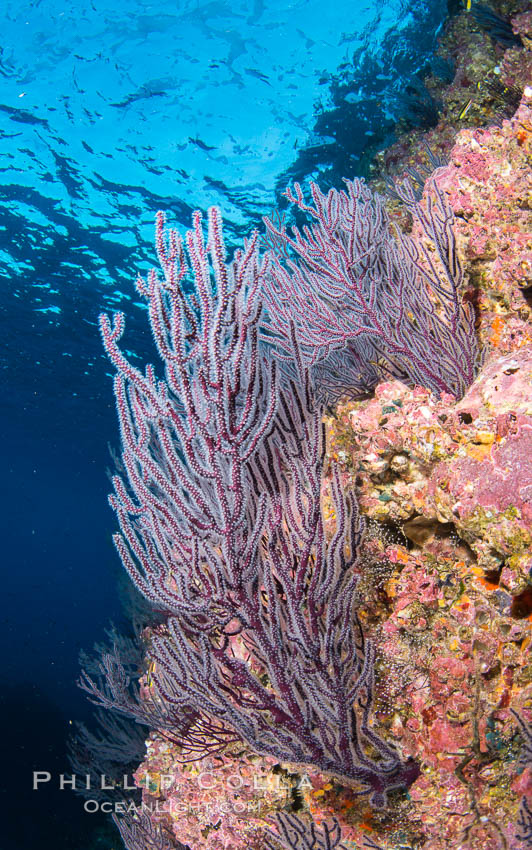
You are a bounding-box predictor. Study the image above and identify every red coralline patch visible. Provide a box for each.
[454,145,492,184]
[429,717,471,757]
[429,424,532,521]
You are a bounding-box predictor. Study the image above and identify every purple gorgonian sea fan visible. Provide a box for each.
[113,811,185,850]
[265,813,385,850]
[93,206,419,807]
[512,709,532,847]
[99,206,278,619]
[261,173,482,401]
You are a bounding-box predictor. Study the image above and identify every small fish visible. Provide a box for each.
[189,136,216,151]
[464,0,472,10]
[146,660,156,688]
[458,99,473,119]
[112,85,166,108]
[244,68,271,86]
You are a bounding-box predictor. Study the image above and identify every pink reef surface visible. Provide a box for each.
[324,351,532,845]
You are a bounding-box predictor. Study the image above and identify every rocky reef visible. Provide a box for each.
[325,347,532,848]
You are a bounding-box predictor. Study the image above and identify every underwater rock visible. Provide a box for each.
[131,736,288,850]
[428,347,532,580]
[435,94,532,356]
[325,357,532,847]
[328,346,532,590]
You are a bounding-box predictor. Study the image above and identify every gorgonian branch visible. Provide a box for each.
[97,206,419,806]
[261,174,482,400]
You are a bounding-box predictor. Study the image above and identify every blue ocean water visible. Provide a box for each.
[1,1,452,847]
